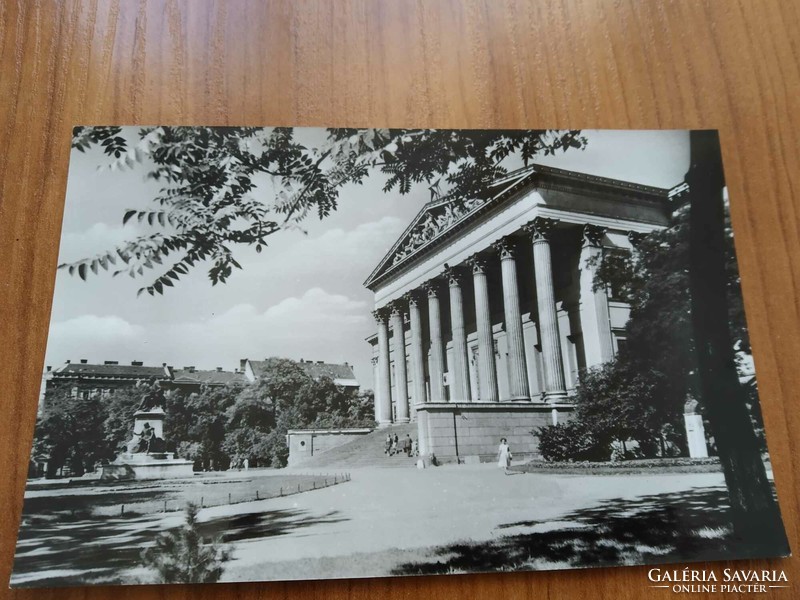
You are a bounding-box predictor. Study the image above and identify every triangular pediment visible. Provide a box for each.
[364,168,536,289]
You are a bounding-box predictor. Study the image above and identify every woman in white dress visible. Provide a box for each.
[497,438,512,473]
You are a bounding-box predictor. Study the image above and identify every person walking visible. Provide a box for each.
[385,434,392,455]
[497,438,512,474]
[404,434,412,456]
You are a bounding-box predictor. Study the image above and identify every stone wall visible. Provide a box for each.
[287,428,373,466]
[416,402,574,464]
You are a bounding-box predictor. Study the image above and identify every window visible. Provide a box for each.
[613,333,628,357]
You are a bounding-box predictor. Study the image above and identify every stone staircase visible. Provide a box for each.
[293,422,419,469]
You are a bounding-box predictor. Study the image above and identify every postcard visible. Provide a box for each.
[10,127,789,587]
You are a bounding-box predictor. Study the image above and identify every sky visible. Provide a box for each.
[45,128,690,390]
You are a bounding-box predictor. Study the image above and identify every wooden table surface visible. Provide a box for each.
[1,1,798,598]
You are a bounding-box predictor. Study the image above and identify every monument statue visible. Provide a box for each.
[102,380,192,480]
[136,379,166,412]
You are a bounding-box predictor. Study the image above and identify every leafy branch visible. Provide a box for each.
[62,127,585,295]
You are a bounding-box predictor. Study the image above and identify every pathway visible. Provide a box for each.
[211,465,727,582]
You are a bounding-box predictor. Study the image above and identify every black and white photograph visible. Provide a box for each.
[10,127,789,588]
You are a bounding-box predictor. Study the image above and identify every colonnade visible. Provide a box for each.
[373,218,609,425]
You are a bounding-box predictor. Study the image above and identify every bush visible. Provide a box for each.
[536,421,610,462]
[141,503,230,583]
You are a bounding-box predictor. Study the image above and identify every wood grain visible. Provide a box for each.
[1,1,799,598]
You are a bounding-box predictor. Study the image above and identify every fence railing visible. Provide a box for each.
[92,472,352,517]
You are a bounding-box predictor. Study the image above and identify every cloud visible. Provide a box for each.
[45,288,373,374]
[235,216,406,291]
[58,222,141,263]
[198,288,368,334]
[294,216,406,267]
[50,314,144,340]
[46,315,146,366]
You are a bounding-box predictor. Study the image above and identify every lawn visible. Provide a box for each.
[11,472,350,587]
[20,471,349,518]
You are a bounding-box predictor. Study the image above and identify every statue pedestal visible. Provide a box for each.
[684,397,709,459]
[134,408,165,439]
[684,413,709,458]
[101,405,194,481]
[101,452,194,481]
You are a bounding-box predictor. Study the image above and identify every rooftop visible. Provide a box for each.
[248,359,359,385]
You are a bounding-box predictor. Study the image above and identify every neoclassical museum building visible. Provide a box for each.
[365,165,687,463]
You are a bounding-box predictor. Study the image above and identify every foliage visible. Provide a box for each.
[581,199,762,457]
[34,386,110,477]
[141,502,230,584]
[234,358,377,468]
[35,358,376,476]
[571,363,674,457]
[536,420,608,462]
[593,203,750,409]
[64,127,585,296]
[102,385,144,453]
[221,389,275,468]
[165,385,242,471]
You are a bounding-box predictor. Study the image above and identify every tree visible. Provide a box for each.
[165,385,241,471]
[102,385,144,454]
[63,127,585,295]
[35,386,109,477]
[571,362,672,458]
[587,183,764,458]
[686,131,787,551]
[222,388,275,467]
[141,502,229,584]
[241,358,378,467]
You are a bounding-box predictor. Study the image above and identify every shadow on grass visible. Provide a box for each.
[11,506,346,588]
[393,486,787,576]
[21,489,177,520]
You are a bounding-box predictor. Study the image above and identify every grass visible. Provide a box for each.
[512,457,723,476]
[390,486,787,576]
[224,485,786,583]
[21,472,349,519]
[11,473,349,587]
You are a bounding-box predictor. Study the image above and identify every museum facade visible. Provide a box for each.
[364,165,687,462]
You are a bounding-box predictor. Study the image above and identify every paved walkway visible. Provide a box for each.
[201,464,727,582]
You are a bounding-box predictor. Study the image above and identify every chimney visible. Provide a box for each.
[183,366,195,373]
[46,366,52,372]
[104,360,118,365]
[162,362,167,367]
[131,361,143,366]
[65,359,70,364]
[299,358,304,363]
[317,360,324,365]
[240,358,248,371]
[80,359,88,364]
[216,367,222,372]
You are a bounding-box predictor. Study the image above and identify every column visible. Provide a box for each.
[523,217,568,402]
[579,224,614,367]
[390,302,410,423]
[444,265,471,402]
[371,355,379,420]
[406,291,428,409]
[467,255,499,402]
[373,310,393,426]
[423,280,446,402]
[492,237,530,400]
